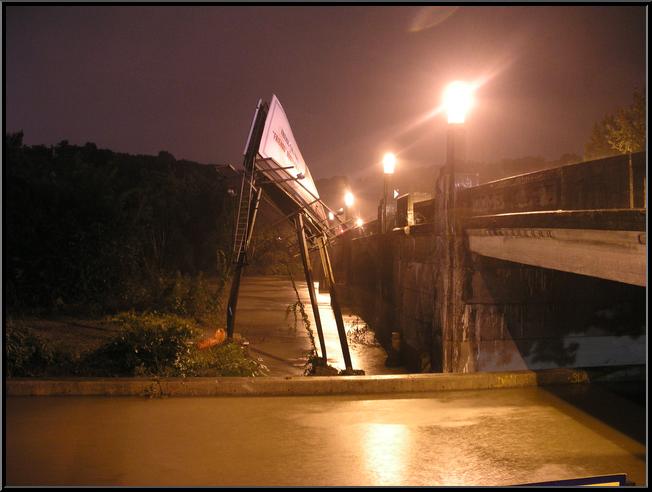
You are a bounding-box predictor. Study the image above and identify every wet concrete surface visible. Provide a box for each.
[234,275,405,375]
[5,384,645,486]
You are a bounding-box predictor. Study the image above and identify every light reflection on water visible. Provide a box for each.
[308,281,407,374]
[310,282,365,370]
[362,423,409,485]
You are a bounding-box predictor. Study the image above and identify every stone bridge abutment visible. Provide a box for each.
[327,153,646,373]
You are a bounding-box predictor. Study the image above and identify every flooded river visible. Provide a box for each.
[234,275,404,375]
[5,275,645,486]
[5,384,645,486]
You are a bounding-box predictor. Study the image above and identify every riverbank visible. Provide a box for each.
[6,276,405,379]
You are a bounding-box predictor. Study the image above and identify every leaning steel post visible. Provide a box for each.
[319,234,353,371]
[295,213,328,361]
[226,100,268,339]
[227,186,262,339]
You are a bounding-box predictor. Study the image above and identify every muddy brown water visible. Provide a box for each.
[5,384,645,486]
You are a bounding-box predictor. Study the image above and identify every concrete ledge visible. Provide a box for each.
[5,368,589,397]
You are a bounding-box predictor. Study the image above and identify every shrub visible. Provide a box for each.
[5,321,55,376]
[83,312,267,377]
[85,312,200,376]
[180,342,268,377]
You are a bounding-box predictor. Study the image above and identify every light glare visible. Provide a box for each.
[382,152,397,174]
[443,81,474,123]
[344,191,355,208]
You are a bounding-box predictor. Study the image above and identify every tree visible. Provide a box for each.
[607,90,645,154]
[584,90,646,160]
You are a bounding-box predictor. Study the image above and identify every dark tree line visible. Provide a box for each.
[4,133,235,315]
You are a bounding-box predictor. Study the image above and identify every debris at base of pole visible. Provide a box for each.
[197,328,227,350]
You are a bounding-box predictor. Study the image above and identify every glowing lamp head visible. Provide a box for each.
[443,81,474,124]
[355,218,364,228]
[382,152,397,174]
[328,211,335,221]
[344,191,355,208]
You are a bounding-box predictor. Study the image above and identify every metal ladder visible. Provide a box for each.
[232,165,257,264]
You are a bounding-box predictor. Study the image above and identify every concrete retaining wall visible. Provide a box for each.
[5,368,589,397]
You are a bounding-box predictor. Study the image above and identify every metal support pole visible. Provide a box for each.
[317,240,330,293]
[225,99,268,339]
[227,186,263,339]
[318,235,353,371]
[295,213,328,361]
[226,265,244,338]
[382,175,387,234]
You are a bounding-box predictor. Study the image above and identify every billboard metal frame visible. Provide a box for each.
[225,97,356,373]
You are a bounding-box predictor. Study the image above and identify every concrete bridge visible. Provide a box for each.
[328,152,646,373]
[460,153,645,287]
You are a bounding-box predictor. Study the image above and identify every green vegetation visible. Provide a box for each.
[5,314,268,378]
[4,133,234,317]
[5,321,68,377]
[285,267,317,358]
[4,134,272,378]
[346,316,380,347]
[245,202,303,276]
[585,89,645,160]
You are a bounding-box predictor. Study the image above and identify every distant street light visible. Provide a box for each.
[355,217,364,228]
[343,191,355,230]
[344,191,355,208]
[382,152,397,233]
[328,211,335,221]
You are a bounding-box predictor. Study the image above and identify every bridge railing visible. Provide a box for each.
[456,152,646,217]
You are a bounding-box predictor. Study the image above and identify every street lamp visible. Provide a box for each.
[344,191,355,208]
[382,152,396,233]
[383,152,396,174]
[343,191,355,229]
[442,81,474,230]
[355,217,364,228]
[443,81,474,124]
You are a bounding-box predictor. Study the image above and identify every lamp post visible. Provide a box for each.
[382,152,396,233]
[442,81,473,231]
[441,80,474,373]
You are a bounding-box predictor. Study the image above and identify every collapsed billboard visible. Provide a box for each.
[254,95,328,232]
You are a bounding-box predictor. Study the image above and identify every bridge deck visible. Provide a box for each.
[464,209,646,287]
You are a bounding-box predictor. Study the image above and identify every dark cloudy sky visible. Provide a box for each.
[5,5,646,184]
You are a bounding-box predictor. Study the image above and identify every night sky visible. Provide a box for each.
[5,6,646,184]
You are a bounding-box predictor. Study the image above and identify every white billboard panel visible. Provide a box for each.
[257,95,327,224]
